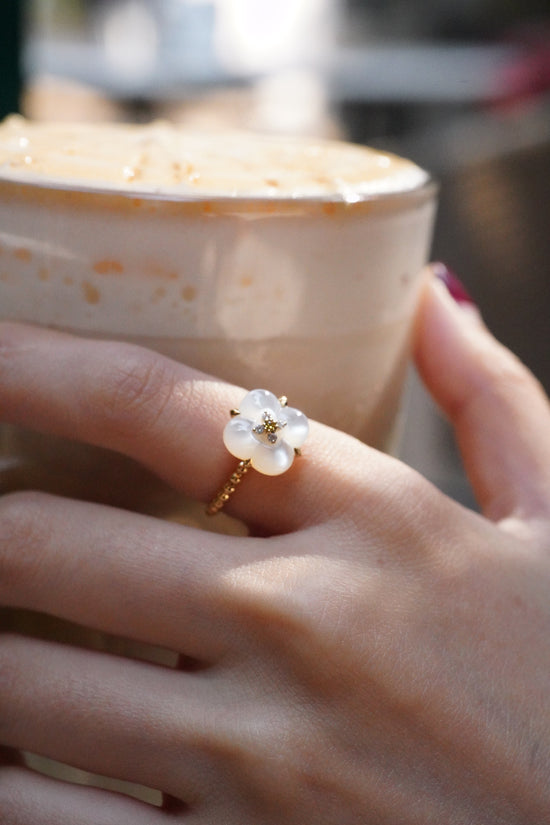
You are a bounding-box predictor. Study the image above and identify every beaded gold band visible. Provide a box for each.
[206,389,309,516]
[206,459,251,516]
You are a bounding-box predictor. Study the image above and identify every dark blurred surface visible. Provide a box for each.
[434,140,550,392]
[0,3,23,117]
[399,130,550,506]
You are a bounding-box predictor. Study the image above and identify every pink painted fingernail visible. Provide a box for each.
[432,262,477,307]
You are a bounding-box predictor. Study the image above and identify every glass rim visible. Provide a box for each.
[0,171,438,209]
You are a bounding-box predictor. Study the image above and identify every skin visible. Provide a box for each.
[0,276,550,823]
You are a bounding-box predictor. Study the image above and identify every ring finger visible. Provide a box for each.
[0,322,404,534]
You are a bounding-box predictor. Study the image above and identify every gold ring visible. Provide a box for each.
[206,389,309,515]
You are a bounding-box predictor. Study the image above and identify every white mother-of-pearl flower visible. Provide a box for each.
[223,389,309,476]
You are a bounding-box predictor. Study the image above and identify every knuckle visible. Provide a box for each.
[339,456,434,547]
[0,491,52,598]
[97,348,177,436]
[217,540,346,654]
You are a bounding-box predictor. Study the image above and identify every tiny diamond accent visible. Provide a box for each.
[253,411,286,445]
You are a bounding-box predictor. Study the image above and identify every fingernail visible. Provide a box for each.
[432,262,477,307]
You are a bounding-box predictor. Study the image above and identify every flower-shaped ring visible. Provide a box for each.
[206,389,309,515]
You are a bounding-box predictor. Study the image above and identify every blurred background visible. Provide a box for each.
[2,0,550,505]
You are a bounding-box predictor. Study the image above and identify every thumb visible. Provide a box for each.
[414,264,550,523]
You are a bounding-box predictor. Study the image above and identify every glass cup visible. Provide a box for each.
[0,165,436,521]
[0,125,436,799]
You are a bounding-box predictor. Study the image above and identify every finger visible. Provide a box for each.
[0,322,345,533]
[0,490,261,660]
[0,633,217,802]
[0,764,169,825]
[0,321,423,534]
[414,269,550,522]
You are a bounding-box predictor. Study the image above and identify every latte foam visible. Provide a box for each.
[0,116,428,201]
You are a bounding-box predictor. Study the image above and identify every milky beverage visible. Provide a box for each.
[0,117,435,799]
[0,116,435,521]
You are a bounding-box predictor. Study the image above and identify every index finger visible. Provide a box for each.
[0,322,407,534]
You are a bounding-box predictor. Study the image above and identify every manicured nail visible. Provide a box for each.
[432,262,477,307]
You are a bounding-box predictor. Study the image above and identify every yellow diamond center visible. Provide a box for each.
[263,414,279,434]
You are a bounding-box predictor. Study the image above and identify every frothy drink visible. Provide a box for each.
[0,116,436,800]
[0,116,436,519]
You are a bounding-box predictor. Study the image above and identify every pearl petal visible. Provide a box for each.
[251,441,294,476]
[240,389,281,421]
[282,407,309,448]
[223,417,256,460]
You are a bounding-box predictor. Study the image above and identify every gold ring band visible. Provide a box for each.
[206,459,251,516]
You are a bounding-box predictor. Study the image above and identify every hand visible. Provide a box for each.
[1,274,550,824]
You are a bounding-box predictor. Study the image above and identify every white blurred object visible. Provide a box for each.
[214,0,338,75]
[214,0,340,138]
[99,0,159,82]
[252,69,334,136]
[158,0,217,76]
